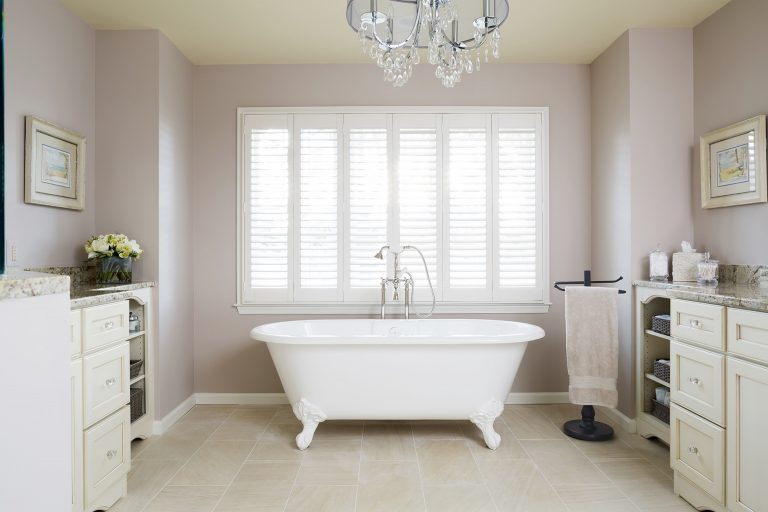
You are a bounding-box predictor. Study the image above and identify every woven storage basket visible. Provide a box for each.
[130,387,145,423]
[651,399,670,424]
[130,360,144,380]
[653,359,671,383]
[652,315,671,336]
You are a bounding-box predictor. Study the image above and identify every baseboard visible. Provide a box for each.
[597,405,637,434]
[195,393,289,405]
[152,394,196,435]
[505,392,569,404]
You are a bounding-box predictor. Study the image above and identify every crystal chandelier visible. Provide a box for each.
[346,0,508,88]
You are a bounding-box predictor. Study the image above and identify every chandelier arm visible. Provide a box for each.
[438,27,492,52]
[370,0,423,51]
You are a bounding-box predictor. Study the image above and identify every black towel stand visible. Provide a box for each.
[554,270,625,442]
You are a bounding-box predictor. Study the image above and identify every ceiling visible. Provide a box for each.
[59,0,730,65]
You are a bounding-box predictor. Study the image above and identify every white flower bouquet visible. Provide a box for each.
[85,234,143,284]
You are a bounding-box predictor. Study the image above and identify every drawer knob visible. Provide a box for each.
[688,377,701,385]
[689,319,701,328]
[105,378,117,388]
[103,321,115,330]
[688,446,699,455]
[106,449,118,460]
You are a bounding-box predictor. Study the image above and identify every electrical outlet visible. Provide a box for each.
[6,240,18,267]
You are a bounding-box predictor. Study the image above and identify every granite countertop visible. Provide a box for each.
[633,279,768,312]
[70,281,156,309]
[0,271,71,301]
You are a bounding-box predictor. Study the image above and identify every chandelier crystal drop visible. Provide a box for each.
[347,0,508,88]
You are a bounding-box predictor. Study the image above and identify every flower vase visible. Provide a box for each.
[97,257,133,285]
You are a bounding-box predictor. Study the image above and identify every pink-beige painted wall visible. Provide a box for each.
[191,64,591,397]
[96,30,195,417]
[693,0,768,264]
[158,34,196,416]
[4,0,95,267]
[591,29,694,416]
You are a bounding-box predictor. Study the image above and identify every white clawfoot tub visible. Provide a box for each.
[250,319,545,450]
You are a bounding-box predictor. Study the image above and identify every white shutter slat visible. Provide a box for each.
[498,127,538,288]
[397,125,438,296]
[348,124,388,289]
[248,126,289,290]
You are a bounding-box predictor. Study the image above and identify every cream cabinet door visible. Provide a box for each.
[670,299,725,350]
[71,359,83,512]
[83,343,130,427]
[670,341,725,426]
[728,308,768,365]
[727,357,768,512]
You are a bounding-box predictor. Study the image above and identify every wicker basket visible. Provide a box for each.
[652,315,671,336]
[130,387,145,423]
[130,360,144,380]
[651,399,670,424]
[653,359,671,383]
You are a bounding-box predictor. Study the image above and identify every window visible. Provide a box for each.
[237,108,549,314]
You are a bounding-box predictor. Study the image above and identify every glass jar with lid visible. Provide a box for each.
[697,253,719,285]
[649,244,669,281]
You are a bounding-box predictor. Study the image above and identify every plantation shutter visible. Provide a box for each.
[343,114,390,300]
[242,114,291,302]
[442,114,492,302]
[394,114,441,301]
[293,114,342,301]
[493,113,545,302]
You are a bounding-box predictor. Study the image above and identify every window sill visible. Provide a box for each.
[235,302,551,315]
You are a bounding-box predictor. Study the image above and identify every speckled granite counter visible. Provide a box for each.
[633,279,768,312]
[0,271,70,301]
[70,281,156,309]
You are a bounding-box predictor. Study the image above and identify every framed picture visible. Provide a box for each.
[25,116,86,210]
[700,115,767,209]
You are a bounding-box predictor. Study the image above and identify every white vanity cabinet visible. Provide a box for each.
[70,288,154,512]
[667,298,768,512]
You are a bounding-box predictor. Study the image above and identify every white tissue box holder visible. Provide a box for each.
[672,252,705,282]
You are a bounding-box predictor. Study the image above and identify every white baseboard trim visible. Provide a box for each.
[505,392,569,404]
[597,405,637,434]
[195,393,290,405]
[153,394,196,435]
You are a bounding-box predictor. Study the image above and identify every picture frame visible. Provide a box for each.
[25,116,86,210]
[700,115,767,209]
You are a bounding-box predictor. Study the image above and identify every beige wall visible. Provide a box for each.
[591,29,694,416]
[4,0,96,267]
[96,30,195,417]
[692,0,768,264]
[191,64,592,396]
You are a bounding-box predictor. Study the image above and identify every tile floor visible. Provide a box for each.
[112,403,694,512]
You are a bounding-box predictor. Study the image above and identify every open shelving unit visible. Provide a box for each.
[127,290,153,440]
[635,286,671,444]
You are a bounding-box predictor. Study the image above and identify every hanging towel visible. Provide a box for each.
[565,287,619,408]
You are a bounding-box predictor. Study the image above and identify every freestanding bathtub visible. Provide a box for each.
[250,319,545,450]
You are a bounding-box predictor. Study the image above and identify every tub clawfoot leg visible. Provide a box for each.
[469,398,504,450]
[292,398,327,450]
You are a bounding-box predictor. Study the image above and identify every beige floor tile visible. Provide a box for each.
[209,408,276,441]
[311,421,364,442]
[475,457,537,485]
[639,505,697,512]
[285,485,356,512]
[177,406,235,426]
[135,423,216,461]
[595,459,672,488]
[268,405,298,424]
[259,423,301,444]
[423,484,495,512]
[248,439,305,461]
[520,440,610,487]
[566,498,641,512]
[294,458,361,485]
[536,404,585,426]
[489,468,567,512]
[554,484,626,504]
[144,485,225,512]
[130,437,151,459]
[570,436,645,461]
[303,439,362,461]
[625,485,691,509]
[502,405,566,440]
[170,440,255,486]
[417,440,483,485]
[110,459,186,512]
[362,423,417,461]
[357,461,424,512]
[214,483,292,512]
[462,422,529,460]
[232,461,301,485]
[412,421,467,440]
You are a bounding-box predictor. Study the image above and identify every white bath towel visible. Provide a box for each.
[565,287,619,408]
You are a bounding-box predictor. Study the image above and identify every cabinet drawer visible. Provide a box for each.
[670,403,724,503]
[83,301,129,352]
[70,310,82,358]
[671,341,725,426]
[671,300,725,350]
[728,308,768,365]
[83,343,130,427]
[84,406,130,505]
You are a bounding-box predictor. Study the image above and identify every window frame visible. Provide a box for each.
[236,106,550,315]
